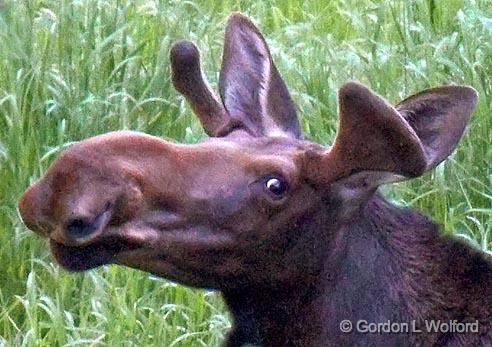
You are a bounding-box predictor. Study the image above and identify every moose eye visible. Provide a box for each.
[265,177,288,198]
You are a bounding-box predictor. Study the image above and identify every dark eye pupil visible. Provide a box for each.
[266,178,286,195]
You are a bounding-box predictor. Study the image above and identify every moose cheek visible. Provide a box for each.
[193,186,250,222]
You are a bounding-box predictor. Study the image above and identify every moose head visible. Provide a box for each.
[19,13,489,346]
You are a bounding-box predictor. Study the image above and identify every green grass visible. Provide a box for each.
[0,0,491,345]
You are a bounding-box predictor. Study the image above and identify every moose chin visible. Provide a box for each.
[18,12,491,347]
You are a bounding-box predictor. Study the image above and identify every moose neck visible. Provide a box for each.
[222,195,443,346]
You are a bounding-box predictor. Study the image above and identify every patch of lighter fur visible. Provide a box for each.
[256,37,286,137]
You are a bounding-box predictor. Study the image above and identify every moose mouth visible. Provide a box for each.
[48,214,182,272]
[50,236,142,271]
[48,203,143,271]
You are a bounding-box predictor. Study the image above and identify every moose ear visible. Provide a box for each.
[305,82,477,187]
[219,13,301,138]
[395,85,477,171]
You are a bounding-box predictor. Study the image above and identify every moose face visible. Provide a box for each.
[19,13,477,290]
[19,131,326,288]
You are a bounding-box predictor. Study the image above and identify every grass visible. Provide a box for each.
[0,0,491,345]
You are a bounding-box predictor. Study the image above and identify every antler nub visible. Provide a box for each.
[170,41,229,136]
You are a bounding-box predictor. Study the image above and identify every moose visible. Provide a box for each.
[18,13,492,346]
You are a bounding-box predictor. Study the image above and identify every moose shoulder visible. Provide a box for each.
[18,13,491,347]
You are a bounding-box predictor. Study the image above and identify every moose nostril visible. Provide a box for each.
[63,203,113,243]
[65,218,96,240]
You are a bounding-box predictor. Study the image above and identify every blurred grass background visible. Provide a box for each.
[0,0,491,345]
